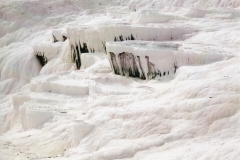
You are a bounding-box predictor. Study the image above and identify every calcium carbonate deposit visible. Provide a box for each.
[1,0,240,159]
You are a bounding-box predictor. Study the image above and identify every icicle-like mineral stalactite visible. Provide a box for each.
[106,41,225,80]
[136,56,146,79]
[70,42,81,69]
[51,29,68,43]
[66,25,196,69]
[109,52,120,75]
[145,56,157,79]
[118,52,140,77]
[33,42,62,67]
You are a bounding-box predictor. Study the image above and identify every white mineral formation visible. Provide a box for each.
[0,0,240,159]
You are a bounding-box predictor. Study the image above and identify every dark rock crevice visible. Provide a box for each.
[71,45,81,69]
[80,42,89,53]
[52,35,58,43]
[174,62,178,74]
[63,36,67,41]
[36,53,48,66]
[75,45,81,69]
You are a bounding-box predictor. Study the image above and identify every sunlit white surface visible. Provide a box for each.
[1,0,240,159]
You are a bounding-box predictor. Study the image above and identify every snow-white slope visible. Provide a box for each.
[1,0,240,160]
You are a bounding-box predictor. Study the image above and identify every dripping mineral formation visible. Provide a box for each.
[106,41,224,80]
[67,25,196,69]
[1,0,240,159]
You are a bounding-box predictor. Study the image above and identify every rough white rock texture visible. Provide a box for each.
[51,29,68,43]
[1,0,240,159]
[33,41,62,66]
[73,120,94,146]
